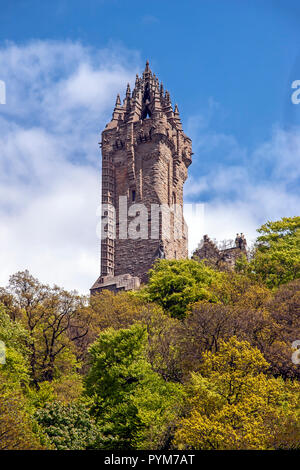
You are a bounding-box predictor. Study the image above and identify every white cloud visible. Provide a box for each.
[0,40,298,291]
[0,40,140,293]
[185,121,300,254]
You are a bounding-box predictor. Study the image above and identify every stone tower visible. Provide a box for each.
[90,61,192,294]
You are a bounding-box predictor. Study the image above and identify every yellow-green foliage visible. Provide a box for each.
[0,216,299,450]
[251,216,300,288]
[174,338,300,450]
[140,259,223,318]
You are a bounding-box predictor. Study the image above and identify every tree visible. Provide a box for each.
[263,279,300,380]
[0,305,52,449]
[210,270,271,308]
[174,338,300,450]
[85,324,153,449]
[85,324,183,450]
[180,298,276,378]
[89,290,154,331]
[132,372,184,450]
[34,401,103,450]
[4,271,90,384]
[88,291,185,381]
[0,305,31,386]
[140,308,184,383]
[0,375,50,450]
[141,259,223,319]
[251,216,300,288]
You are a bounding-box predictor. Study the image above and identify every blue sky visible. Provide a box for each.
[0,0,299,292]
[2,0,300,142]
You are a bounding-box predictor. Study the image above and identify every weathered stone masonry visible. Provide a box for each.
[192,234,248,271]
[91,61,192,294]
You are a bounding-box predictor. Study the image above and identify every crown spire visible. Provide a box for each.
[109,93,124,126]
[115,93,121,107]
[160,82,164,96]
[173,103,182,129]
[143,60,152,81]
[106,61,188,129]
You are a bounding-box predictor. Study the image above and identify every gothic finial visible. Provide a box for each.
[126,83,131,96]
[173,103,182,129]
[115,93,121,107]
[145,60,150,71]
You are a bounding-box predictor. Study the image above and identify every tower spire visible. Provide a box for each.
[115,93,121,107]
[135,74,139,88]
[173,103,182,130]
[106,61,188,127]
[160,82,164,96]
[143,60,152,81]
[108,93,124,126]
[163,90,174,120]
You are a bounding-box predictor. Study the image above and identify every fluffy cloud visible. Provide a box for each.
[185,120,300,252]
[0,40,140,293]
[0,40,298,292]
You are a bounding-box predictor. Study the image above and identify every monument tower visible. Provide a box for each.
[90,61,192,294]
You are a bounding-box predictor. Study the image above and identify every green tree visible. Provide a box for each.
[85,324,183,450]
[174,338,300,450]
[34,401,103,450]
[0,375,51,450]
[251,216,300,288]
[4,271,90,385]
[0,306,52,449]
[0,305,31,386]
[140,259,222,319]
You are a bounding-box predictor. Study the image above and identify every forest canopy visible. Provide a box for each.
[0,216,299,450]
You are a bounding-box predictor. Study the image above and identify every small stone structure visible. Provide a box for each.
[192,233,247,270]
[90,274,140,294]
